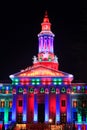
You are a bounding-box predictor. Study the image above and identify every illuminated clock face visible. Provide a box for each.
[44,25,48,30]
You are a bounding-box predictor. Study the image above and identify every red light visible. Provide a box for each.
[20,78,30,85]
[42,82,46,85]
[17,96,23,113]
[64,82,68,85]
[49,94,56,118]
[60,94,67,113]
[47,81,51,85]
[56,88,60,94]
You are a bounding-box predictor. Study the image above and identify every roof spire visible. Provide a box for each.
[43,11,49,23]
[45,10,48,18]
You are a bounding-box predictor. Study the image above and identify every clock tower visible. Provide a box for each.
[33,11,59,70]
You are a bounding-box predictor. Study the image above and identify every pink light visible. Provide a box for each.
[45,88,49,94]
[56,88,60,94]
[47,81,51,85]
[42,82,46,85]
[64,82,68,85]
[60,94,67,113]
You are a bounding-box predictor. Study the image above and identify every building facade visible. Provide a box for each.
[0,12,87,130]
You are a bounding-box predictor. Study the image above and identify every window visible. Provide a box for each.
[60,113,66,123]
[0,100,5,108]
[61,100,66,107]
[0,112,4,121]
[9,101,12,108]
[82,101,86,108]
[73,101,77,108]
[19,100,22,107]
[17,113,22,123]
[73,112,77,121]
[8,112,12,121]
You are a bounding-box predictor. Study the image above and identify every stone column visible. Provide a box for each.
[67,94,71,123]
[23,93,27,122]
[45,93,49,122]
[12,94,16,122]
[34,94,38,122]
[56,94,60,123]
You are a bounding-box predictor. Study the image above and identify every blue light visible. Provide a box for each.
[78,125,81,130]
[77,86,80,90]
[45,94,49,122]
[34,94,38,122]
[23,94,27,122]
[6,86,9,90]
[86,125,87,130]
[56,94,60,122]
[23,114,27,122]
[12,95,16,121]
[34,114,38,122]
[67,95,71,123]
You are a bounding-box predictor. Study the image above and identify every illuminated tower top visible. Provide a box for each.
[38,11,55,54]
[41,11,51,31]
[33,11,59,70]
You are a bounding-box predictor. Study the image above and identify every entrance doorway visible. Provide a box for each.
[38,103,45,123]
[60,113,66,124]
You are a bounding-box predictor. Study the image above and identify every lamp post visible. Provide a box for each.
[49,118,52,130]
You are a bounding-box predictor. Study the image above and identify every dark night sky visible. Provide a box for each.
[0,1,87,83]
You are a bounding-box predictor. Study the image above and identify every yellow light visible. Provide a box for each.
[49,118,52,123]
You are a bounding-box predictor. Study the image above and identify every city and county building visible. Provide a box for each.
[0,12,87,130]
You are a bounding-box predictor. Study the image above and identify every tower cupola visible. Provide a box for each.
[33,11,59,70]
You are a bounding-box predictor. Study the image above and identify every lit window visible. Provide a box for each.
[19,100,22,107]
[0,100,5,108]
[60,113,66,123]
[82,101,86,108]
[17,113,22,123]
[73,101,77,108]
[61,100,66,107]
[9,101,12,108]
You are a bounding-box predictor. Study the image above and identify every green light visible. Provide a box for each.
[53,82,57,85]
[61,87,66,93]
[36,78,40,82]
[36,82,40,85]
[77,113,82,123]
[32,82,35,85]
[29,88,34,93]
[39,58,42,61]
[58,78,62,82]
[15,78,19,82]
[40,88,44,93]
[32,79,35,82]
[14,78,19,85]
[2,87,5,93]
[51,87,55,93]
[9,87,12,93]
[58,82,62,85]
[48,58,51,61]
[73,87,76,92]
[19,88,23,93]
[82,86,84,92]
[2,86,5,89]
[4,100,8,123]
[12,80,15,85]
[15,82,19,85]
[53,78,57,82]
